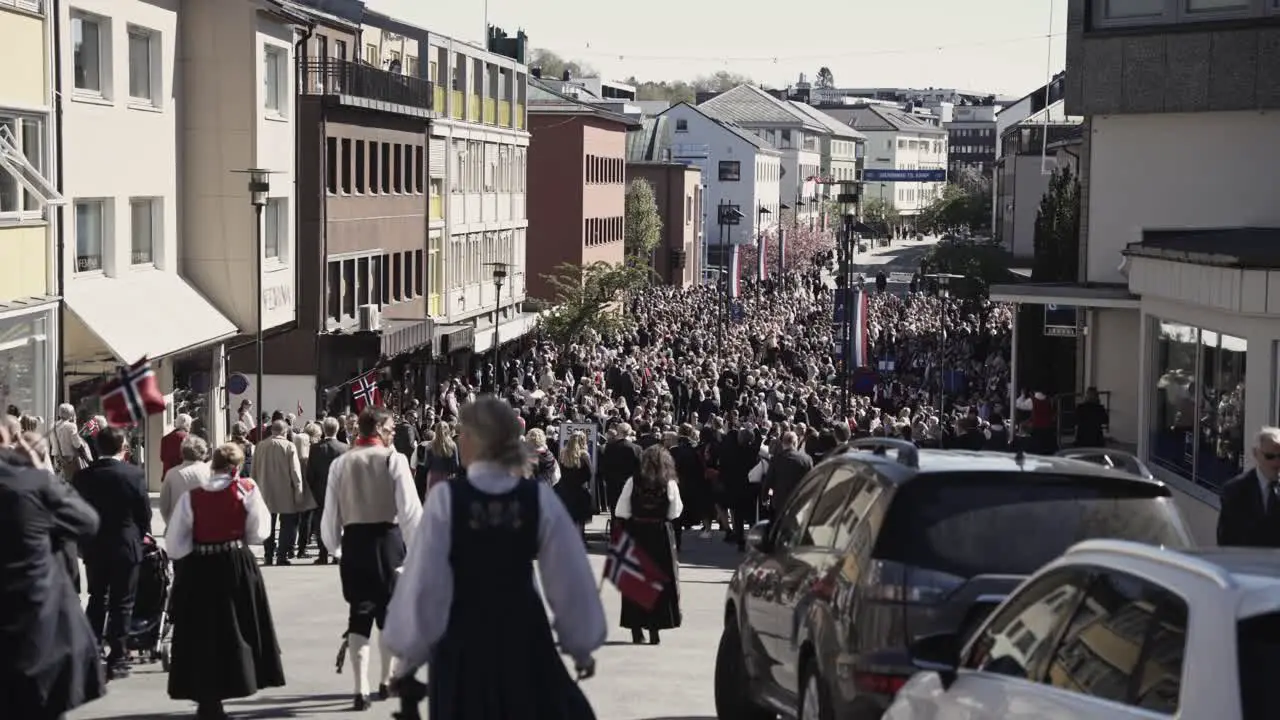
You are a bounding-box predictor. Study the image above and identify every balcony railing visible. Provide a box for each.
[498,100,511,126]
[430,195,442,219]
[300,57,434,111]
[450,90,464,119]
[483,98,496,124]
[514,102,524,129]
[434,86,444,113]
[468,94,481,122]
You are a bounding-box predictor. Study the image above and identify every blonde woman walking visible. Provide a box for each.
[557,432,594,536]
[414,421,461,501]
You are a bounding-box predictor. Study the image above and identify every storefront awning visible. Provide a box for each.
[64,271,239,364]
[380,319,433,358]
[1123,228,1280,315]
[989,282,1139,309]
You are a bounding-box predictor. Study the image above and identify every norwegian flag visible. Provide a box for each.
[351,371,382,411]
[602,525,668,611]
[100,357,166,426]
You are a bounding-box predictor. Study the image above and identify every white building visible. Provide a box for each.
[994,100,1083,259]
[657,102,781,279]
[992,73,1064,229]
[993,2,1280,544]
[698,85,821,227]
[788,100,865,191]
[825,104,947,217]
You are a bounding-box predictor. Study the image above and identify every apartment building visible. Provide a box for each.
[698,85,822,228]
[788,100,865,226]
[525,78,637,300]
[994,100,1083,259]
[947,103,997,178]
[655,102,781,292]
[626,161,703,287]
[822,103,948,218]
[0,0,61,425]
[993,0,1280,544]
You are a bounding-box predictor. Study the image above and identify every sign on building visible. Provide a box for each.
[1044,304,1078,337]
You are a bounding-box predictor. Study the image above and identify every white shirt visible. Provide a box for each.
[159,460,212,524]
[320,446,422,560]
[165,473,271,560]
[385,461,606,670]
[613,477,684,520]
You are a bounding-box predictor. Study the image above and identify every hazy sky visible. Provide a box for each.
[368,0,1066,96]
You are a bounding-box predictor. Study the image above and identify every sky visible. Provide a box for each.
[367,0,1067,97]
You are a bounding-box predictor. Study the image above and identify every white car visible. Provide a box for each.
[883,539,1280,720]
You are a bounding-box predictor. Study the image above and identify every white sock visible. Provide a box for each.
[347,633,370,697]
[378,631,397,686]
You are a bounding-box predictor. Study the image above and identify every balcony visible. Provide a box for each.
[430,195,442,219]
[429,293,441,317]
[434,86,444,113]
[468,94,481,122]
[450,90,464,119]
[515,103,524,130]
[483,98,496,124]
[498,100,511,126]
[300,58,434,111]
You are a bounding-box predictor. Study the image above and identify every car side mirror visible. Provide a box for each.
[908,632,960,690]
[745,520,773,553]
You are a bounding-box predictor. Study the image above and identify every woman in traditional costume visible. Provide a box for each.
[165,443,284,720]
[385,396,605,719]
[614,444,684,645]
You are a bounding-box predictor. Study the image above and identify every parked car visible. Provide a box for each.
[713,439,1193,720]
[885,540,1280,720]
[1055,447,1154,480]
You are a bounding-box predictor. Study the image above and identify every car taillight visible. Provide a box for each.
[854,670,909,696]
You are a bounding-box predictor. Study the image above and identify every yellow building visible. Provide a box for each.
[0,0,62,424]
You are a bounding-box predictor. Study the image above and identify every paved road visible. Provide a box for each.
[67,517,737,720]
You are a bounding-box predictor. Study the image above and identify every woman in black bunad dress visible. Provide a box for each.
[384,396,606,720]
[164,442,284,720]
[614,444,684,645]
[556,431,595,536]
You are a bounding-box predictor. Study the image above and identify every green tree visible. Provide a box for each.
[536,261,650,346]
[861,197,899,235]
[816,66,835,88]
[692,71,756,93]
[627,77,697,104]
[624,178,663,260]
[528,48,594,79]
[1031,165,1081,282]
[921,241,1014,297]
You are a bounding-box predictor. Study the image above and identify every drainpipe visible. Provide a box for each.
[52,0,67,402]
[293,23,314,411]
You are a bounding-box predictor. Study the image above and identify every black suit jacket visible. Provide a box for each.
[71,458,151,564]
[1217,469,1280,548]
[306,437,348,503]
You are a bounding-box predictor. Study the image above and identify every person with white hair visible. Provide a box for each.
[254,420,311,566]
[1218,426,1280,547]
[48,402,88,479]
[160,413,193,479]
[159,434,212,524]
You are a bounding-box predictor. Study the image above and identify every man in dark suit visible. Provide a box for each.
[72,426,151,679]
[304,416,348,565]
[600,422,642,519]
[1217,427,1280,548]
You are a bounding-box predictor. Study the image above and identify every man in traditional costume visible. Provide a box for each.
[385,396,604,720]
[321,407,422,711]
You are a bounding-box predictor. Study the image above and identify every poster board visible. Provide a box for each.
[559,422,601,508]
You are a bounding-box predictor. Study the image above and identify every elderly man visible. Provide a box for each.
[158,435,211,525]
[160,413,191,479]
[255,420,312,566]
[763,431,813,516]
[1218,427,1280,547]
[48,402,88,480]
[305,417,348,565]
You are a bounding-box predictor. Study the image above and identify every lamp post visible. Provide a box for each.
[485,261,510,392]
[926,272,964,418]
[780,201,796,279]
[756,204,772,283]
[233,168,274,434]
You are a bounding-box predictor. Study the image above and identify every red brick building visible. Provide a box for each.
[525,80,639,300]
[626,162,704,287]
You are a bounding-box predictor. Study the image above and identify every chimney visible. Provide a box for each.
[562,69,572,81]
[531,66,541,78]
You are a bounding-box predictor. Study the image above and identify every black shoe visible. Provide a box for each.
[378,683,392,700]
[313,556,329,566]
[275,558,293,567]
[648,630,661,645]
[296,549,310,559]
[631,628,644,644]
[352,694,371,711]
[196,701,228,720]
[106,662,130,681]
[263,554,274,566]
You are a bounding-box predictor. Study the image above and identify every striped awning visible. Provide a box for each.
[380,319,433,359]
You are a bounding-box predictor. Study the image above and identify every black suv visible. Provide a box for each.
[713,439,1193,720]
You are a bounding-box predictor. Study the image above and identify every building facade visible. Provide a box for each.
[946,103,997,178]
[994,101,1082,259]
[525,78,635,301]
[826,104,947,218]
[788,101,865,225]
[626,161,703,287]
[0,0,61,426]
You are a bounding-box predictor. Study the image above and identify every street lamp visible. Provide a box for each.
[926,272,964,419]
[485,261,511,391]
[717,204,746,348]
[777,203,792,281]
[233,168,276,435]
[756,204,772,283]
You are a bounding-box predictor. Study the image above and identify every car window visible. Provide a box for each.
[801,466,864,548]
[1238,612,1280,719]
[871,474,1189,578]
[834,467,883,549]
[964,568,1090,680]
[772,468,830,549]
[1044,568,1186,712]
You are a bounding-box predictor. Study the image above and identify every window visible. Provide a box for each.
[414,145,424,193]
[388,49,401,69]
[365,43,378,65]
[127,26,156,103]
[406,56,419,77]
[325,137,338,193]
[964,569,1091,679]
[368,141,380,193]
[128,198,158,265]
[1090,0,1266,26]
[354,140,366,193]
[771,469,830,549]
[74,200,105,273]
[718,161,741,181]
[339,138,352,193]
[0,113,59,217]
[263,45,287,113]
[675,118,688,132]
[801,466,864,548]
[71,13,105,94]
[334,39,347,61]
[263,197,285,261]
[382,143,393,192]
[393,143,404,193]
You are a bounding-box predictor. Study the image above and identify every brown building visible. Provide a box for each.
[525,79,639,300]
[626,162,704,287]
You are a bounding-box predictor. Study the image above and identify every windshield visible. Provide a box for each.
[872,474,1190,578]
[1239,612,1280,719]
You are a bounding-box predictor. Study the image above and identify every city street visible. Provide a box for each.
[67,516,736,720]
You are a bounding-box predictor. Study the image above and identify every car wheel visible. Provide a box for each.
[714,621,772,720]
[800,663,834,720]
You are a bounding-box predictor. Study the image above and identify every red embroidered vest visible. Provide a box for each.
[190,477,255,543]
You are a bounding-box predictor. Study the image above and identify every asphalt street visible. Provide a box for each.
[66,515,738,720]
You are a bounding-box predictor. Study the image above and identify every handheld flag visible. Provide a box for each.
[100,357,166,426]
[352,371,382,412]
[602,525,668,611]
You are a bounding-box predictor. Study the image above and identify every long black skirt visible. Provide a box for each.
[167,546,285,702]
[619,520,682,631]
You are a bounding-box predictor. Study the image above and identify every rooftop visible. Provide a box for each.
[660,102,781,155]
[527,78,638,127]
[787,101,867,140]
[698,84,827,132]
[819,104,946,134]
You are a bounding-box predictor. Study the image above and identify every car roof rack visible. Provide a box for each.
[1067,539,1236,589]
[841,438,920,470]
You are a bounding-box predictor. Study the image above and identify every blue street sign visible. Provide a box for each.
[861,168,947,183]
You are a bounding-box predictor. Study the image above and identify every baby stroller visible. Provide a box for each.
[127,534,173,670]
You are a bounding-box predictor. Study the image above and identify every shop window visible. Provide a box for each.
[1149,319,1246,491]
[0,314,49,424]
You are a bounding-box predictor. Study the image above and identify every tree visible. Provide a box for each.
[1031,165,1081,282]
[629,78,697,105]
[921,241,1013,297]
[816,67,835,88]
[918,170,992,232]
[861,197,900,236]
[624,178,663,262]
[536,261,650,346]
[692,71,756,93]
[528,48,594,79]
[737,226,836,283]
